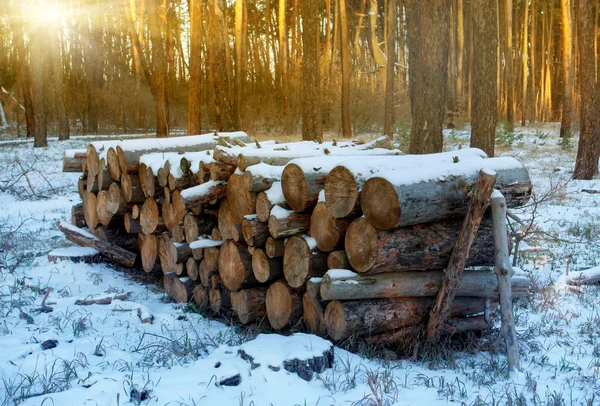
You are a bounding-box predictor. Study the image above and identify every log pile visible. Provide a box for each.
[58,133,532,350]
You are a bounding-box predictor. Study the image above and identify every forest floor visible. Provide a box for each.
[0,124,599,406]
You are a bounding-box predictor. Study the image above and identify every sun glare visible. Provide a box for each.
[33,3,63,24]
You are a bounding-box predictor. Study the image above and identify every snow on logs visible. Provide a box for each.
[60,134,532,350]
[360,156,532,230]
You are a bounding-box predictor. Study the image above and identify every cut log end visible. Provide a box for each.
[266,280,301,330]
[281,164,308,212]
[345,217,378,273]
[325,166,359,218]
[360,177,400,230]
[324,301,346,341]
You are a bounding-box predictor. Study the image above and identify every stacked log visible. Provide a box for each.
[58,135,532,351]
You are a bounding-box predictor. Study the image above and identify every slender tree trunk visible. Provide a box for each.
[188,0,203,135]
[521,0,529,126]
[29,18,47,147]
[573,0,600,179]
[560,0,574,138]
[235,0,247,129]
[383,0,396,137]
[406,0,450,154]
[505,0,515,127]
[148,0,169,137]
[530,0,536,123]
[10,13,34,139]
[208,0,236,131]
[278,0,289,122]
[369,0,387,90]
[456,0,464,113]
[301,0,322,142]
[339,0,352,138]
[50,22,69,140]
[471,0,498,157]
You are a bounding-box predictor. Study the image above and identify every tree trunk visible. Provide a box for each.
[521,0,529,126]
[339,0,352,138]
[470,0,498,156]
[29,21,47,147]
[383,0,397,137]
[573,0,600,179]
[188,0,203,135]
[406,0,450,154]
[301,0,323,142]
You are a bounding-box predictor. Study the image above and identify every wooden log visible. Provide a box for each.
[283,235,328,288]
[491,190,521,373]
[265,237,285,258]
[320,269,529,301]
[178,181,227,211]
[158,234,192,274]
[83,192,99,230]
[241,215,269,247]
[139,233,158,273]
[324,148,488,218]
[90,226,140,253]
[193,284,209,308]
[303,292,326,336]
[191,246,204,261]
[306,278,322,300]
[217,198,236,240]
[171,224,186,243]
[199,259,217,287]
[131,204,140,220]
[324,297,489,341]
[252,248,283,283]
[183,213,218,243]
[56,221,136,267]
[345,217,498,273]
[211,228,222,241]
[164,273,195,303]
[218,240,256,291]
[427,169,497,343]
[242,163,285,192]
[565,266,600,286]
[227,174,256,223]
[86,144,100,191]
[231,224,243,242]
[209,273,221,290]
[96,191,116,226]
[209,162,237,181]
[361,157,532,230]
[106,147,121,181]
[116,132,251,172]
[268,209,311,239]
[327,250,350,270]
[230,287,267,324]
[309,202,355,252]
[62,150,86,173]
[71,203,85,228]
[281,161,327,212]
[121,173,146,203]
[256,181,289,222]
[140,198,160,234]
[213,146,240,167]
[142,165,159,198]
[96,166,113,192]
[210,288,231,313]
[266,280,303,330]
[77,176,87,199]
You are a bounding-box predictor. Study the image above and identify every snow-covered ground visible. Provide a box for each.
[0,125,599,406]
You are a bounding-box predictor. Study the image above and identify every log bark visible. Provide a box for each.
[320,269,529,301]
[241,215,269,246]
[178,181,227,211]
[427,169,497,343]
[56,221,136,267]
[210,162,237,181]
[139,233,158,272]
[164,273,195,303]
[266,237,285,258]
[327,250,350,270]
[310,203,355,252]
[158,233,192,274]
[63,151,86,172]
[90,226,140,253]
[491,190,520,373]
[107,147,121,180]
[266,280,303,329]
[71,203,85,228]
[171,224,186,243]
[324,296,489,340]
[230,287,267,324]
[324,149,487,218]
[283,235,328,288]
[218,240,256,291]
[242,164,285,192]
[361,157,531,230]
[345,217,499,273]
[268,210,311,239]
[252,248,283,283]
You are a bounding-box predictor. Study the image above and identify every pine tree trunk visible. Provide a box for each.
[148,0,170,137]
[470,0,498,157]
[560,0,574,138]
[383,0,396,137]
[301,0,323,142]
[406,0,450,154]
[339,0,352,138]
[188,0,203,135]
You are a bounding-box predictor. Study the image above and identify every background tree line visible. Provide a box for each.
[0,0,598,178]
